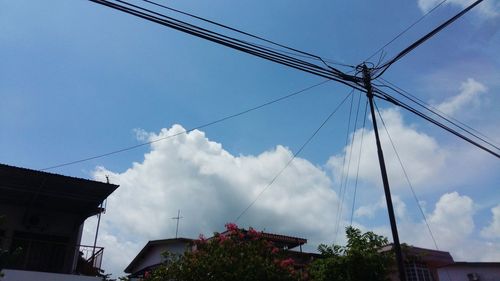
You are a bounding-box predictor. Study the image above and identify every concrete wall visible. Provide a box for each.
[2,269,101,281]
[438,265,500,281]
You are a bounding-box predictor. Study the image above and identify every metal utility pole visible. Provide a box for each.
[362,64,406,281]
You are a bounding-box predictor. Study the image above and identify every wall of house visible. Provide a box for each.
[438,265,500,281]
[0,204,85,273]
[130,242,190,274]
[2,269,101,281]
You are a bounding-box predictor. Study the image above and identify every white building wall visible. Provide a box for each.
[2,269,101,281]
[438,265,500,281]
[131,242,189,274]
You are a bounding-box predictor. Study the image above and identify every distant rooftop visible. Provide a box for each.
[220,229,307,250]
[124,238,194,274]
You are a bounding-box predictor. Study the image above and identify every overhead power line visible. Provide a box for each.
[350,99,368,226]
[235,89,353,222]
[88,0,365,92]
[41,80,330,171]
[376,77,500,151]
[365,0,447,63]
[140,0,352,69]
[374,88,500,158]
[374,0,483,78]
[374,100,440,250]
[88,0,495,159]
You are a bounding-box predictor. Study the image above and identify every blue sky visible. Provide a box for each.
[1,0,499,277]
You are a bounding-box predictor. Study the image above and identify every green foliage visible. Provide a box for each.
[308,226,393,281]
[149,223,302,281]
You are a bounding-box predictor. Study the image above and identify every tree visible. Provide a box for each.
[149,223,303,281]
[308,226,393,281]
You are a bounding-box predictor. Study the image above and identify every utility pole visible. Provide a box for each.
[362,64,406,281]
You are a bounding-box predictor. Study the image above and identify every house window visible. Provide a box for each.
[405,261,434,281]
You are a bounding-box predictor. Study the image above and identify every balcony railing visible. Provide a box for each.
[76,244,104,276]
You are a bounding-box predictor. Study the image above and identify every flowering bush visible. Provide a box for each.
[149,223,303,281]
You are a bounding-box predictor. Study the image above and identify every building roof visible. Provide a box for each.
[124,238,194,274]
[439,262,500,268]
[380,243,454,268]
[219,229,307,250]
[0,163,118,218]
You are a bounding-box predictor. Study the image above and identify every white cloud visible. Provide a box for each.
[481,204,500,239]
[424,192,475,249]
[360,192,500,262]
[327,108,446,192]
[355,195,406,219]
[82,124,341,277]
[417,0,499,18]
[434,78,487,117]
[82,115,498,277]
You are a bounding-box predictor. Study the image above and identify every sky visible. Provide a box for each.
[1,0,499,277]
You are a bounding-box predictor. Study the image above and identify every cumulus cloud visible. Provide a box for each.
[363,192,500,262]
[423,192,475,249]
[417,0,499,18]
[355,195,406,219]
[82,124,341,276]
[481,204,500,239]
[327,108,446,192]
[82,115,498,277]
[434,78,487,116]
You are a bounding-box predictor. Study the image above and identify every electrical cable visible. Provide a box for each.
[89,0,496,159]
[335,90,361,241]
[335,90,362,241]
[140,0,350,70]
[373,0,483,78]
[334,91,355,241]
[374,100,440,251]
[88,0,366,91]
[374,99,454,281]
[235,89,353,222]
[373,87,500,158]
[377,77,500,150]
[365,0,447,63]
[350,99,369,226]
[41,80,331,171]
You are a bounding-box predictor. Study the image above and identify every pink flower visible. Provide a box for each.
[218,234,228,243]
[279,258,295,268]
[271,247,279,254]
[225,222,238,233]
[248,227,261,238]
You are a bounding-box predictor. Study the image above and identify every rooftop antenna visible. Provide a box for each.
[171,209,183,238]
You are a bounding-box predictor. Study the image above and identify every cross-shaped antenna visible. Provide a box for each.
[171,210,183,238]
